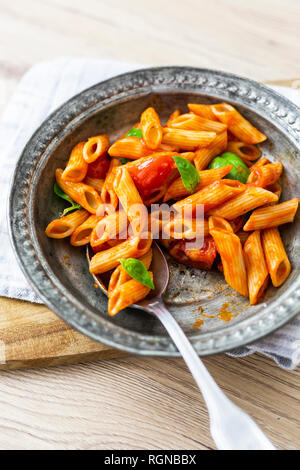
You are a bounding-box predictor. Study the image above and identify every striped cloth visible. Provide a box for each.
[1,58,299,369]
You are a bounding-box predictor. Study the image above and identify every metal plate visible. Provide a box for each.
[8,67,300,356]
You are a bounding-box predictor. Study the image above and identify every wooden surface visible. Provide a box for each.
[0,0,299,450]
[0,298,124,370]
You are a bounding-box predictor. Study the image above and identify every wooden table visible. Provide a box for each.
[0,0,300,450]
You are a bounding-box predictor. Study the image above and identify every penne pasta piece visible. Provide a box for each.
[266,181,282,202]
[211,103,267,144]
[208,216,234,233]
[45,209,89,239]
[70,215,102,246]
[84,177,104,193]
[170,113,226,133]
[194,131,228,171]
[108,136,152,159]
[162,128,216,151]
[89,236,152,275]
[113,167,148,235]
[62,142,88,183]
[244,231,269,304]
[166,109,181,127]
[83,135,109,163]
[261,228,291,287]
[163,217,209,240]
[227,141,261,162]
[154,143,180,152]
[243,198,299,231]
[113,167,143,219]
[210,228,248,297]
[247,162,283,188]
[56,169,103,214]
[90,211,128,249]
[101,158,121,213]
[108,249,153,295]
[163,164,233,201]
[173,180,245,214]
[250,157,270,171]
[108,272,153,316]
[140,107,163,149]
[207,186,278,219]
[188,103,218,121]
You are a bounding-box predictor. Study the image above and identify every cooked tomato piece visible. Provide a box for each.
[87,155,110,179]
[168,236,217,270]
[129,154,175,199]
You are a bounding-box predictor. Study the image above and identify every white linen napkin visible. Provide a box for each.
[1,58,299,369]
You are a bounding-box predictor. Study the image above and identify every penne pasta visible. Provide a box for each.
[207,186,279,219]
[56,169,103,214]
[140,107,163,149]
[113,167,143,219]
[194,131,228,171]
[62,142,88,183]
[83,135,109,163]
[173,180,245,214]
[211,103,267,144]
[70,215,102,246]
[108,249,153,295]
[108,136,152,159]
[163,217,209,240]
[84,177,104,193]
[250,157,270,171]
[163,164,233,201]
[210,227,248,297]
[227,141,261,163]
[108,272,153,316]
[100,158,121,213]
[166,109,181,127]
[243,198,299,231]
[247,162,283,188]
[169,113,226,133]
[244,231,269,304]
[261,228,291,287]
[266,181,282,202]
[208,216,234,233]
[188,103,218,121]
[162,128,216,151]
[89,236,152,275]
[45,209,89,239]
[90,211,128,249]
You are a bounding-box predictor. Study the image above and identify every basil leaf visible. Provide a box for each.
[61,204,82,217]
[54,182,73,204]
[54,182,82,217]
[173,156,200,193]
[120,157,131,165]
[119,258,155,290]
[127,128,143,138]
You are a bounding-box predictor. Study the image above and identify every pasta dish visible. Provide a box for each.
[45,102,298,316]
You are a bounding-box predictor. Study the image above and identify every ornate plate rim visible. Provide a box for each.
[8,66,300,356]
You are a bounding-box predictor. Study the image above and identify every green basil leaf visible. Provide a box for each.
[127,128,143,138]
[54,182,73,204]
[173,156,200,193]
[61,204,82,217]
[119,258,155,290]
[209,152,250,184]
[120,157,131,165]
[54,182,82,217]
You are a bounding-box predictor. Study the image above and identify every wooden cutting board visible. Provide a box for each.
[0,79,297,370]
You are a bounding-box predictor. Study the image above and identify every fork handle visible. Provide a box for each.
[147,298,275,450]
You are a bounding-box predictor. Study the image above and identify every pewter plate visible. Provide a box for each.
[9,67,300,356]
